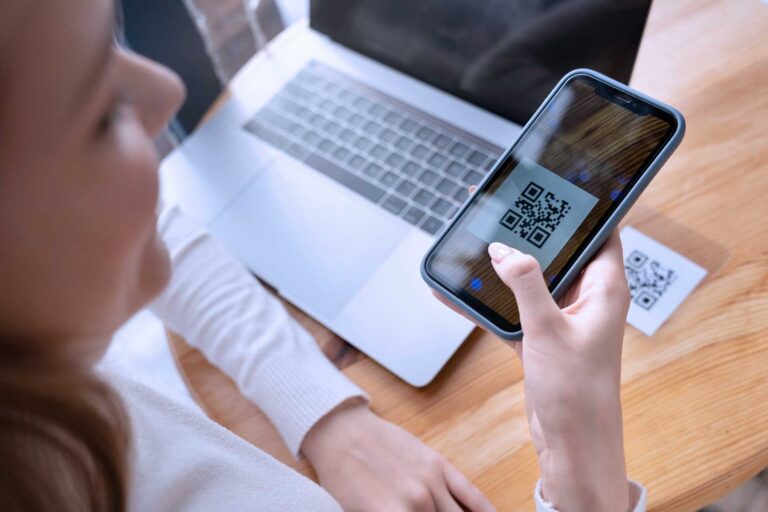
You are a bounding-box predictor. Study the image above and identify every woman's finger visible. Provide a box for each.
[442,462,496,512]
[577,231,630,315]
[431,486,464,512]
[488,243,561,335]
[579,231,626,285]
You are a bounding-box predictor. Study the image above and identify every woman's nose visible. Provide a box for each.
[125,50,187,137]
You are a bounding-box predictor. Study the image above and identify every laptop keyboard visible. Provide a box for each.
[243,61,504,235]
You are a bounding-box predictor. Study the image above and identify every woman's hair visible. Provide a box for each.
[0,356,130,511]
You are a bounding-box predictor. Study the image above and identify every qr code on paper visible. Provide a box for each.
[624,250,678,310]
[498,181,572,248]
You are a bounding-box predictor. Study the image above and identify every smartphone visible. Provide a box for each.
[421,69,685,340]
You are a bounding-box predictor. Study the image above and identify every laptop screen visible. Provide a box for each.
[310,0,651,126]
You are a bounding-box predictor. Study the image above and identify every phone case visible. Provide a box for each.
[420,68,686,340]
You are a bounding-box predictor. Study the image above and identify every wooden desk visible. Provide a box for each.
[169,1,768,509]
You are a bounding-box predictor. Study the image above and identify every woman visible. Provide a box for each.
[0,1,643,510]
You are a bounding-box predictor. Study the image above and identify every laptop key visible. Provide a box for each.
[338,89,355,102]
[485,158,497,171]
[339,129,357,143]
[322,120,342,136]
[383,110,402,125]
[364,163,384,179]
[381,129,399,144]
[295,105,312,120]
[290,124,308,140]
[413,189,435,207]
[467,150,489,166]
[279,99,302,117]
[351,95,370,109]
[368,103,387,117]
[364,120,382,135]
[418,169,439,186]
[333,146,351,162]
[421,216,444,235]
[379,171,399,188]
[396,180,417,198]
[416,126,435,140]
[432,133,452,149]
[318,138,337,153]
[428,153,448,169]
[453,187,470,204]
[401,161,422,177]
[309,113,326,127]
[348,154,367,171]
[400,117,419,133]
[318,98,335,111]
[436,178,458,196]
[403,206,426,225]
[385,153,405,169]
[354,136,373,151]
[304,93,323,108]
[445,160,466,178]
[286,143,310,161]
[395,136,412,151]
[305,153,387,204]
[411,144,430,160]
[449,142,470,158]
[431,198,453,217]
[382,195,407,215]
[333,105,352,119]
[369,144,388,159]
[463,170,484,185]
[349,113,367,127]
[302,131,322,145]
[284,82,305,98]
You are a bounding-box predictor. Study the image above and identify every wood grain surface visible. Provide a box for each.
[169,1,768,510]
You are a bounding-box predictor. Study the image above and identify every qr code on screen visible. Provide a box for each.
[624,250,677,310]
[498,181,571,248]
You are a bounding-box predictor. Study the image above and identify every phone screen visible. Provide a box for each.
[424,75,677,332]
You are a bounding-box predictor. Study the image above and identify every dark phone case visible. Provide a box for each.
[421,69,686,340]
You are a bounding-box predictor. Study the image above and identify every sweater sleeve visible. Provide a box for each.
[534,479,647,512]
[149,205,368,458]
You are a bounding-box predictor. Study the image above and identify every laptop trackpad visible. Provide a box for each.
[209,156,408,321]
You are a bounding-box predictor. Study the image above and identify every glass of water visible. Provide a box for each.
[183,0,271,85]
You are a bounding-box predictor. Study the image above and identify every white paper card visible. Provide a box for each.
[620,226,707,336]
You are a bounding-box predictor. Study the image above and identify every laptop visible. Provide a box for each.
[160,0,652,386]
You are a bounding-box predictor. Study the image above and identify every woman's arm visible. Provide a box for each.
[149,204,367,456]
[436,231,646,512]
[491,234,640,511]
[150,204,495,511]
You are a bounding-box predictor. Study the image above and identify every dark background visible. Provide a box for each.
[121,0,284,134]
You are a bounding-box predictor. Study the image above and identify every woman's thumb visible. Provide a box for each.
[488,242,561,332]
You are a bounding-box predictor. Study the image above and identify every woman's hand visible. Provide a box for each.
[301,400,495,512]
[434,231,631,512]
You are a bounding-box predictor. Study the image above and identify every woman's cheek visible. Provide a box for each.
[109,119,169,307]
[117,122,161,221]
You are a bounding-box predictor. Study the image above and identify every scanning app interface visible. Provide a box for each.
[468,158,598,271]
[428,78,673,326]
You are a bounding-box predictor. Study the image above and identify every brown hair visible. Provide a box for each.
[0,359,130,511]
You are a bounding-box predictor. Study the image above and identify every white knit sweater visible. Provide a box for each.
[105,205,645,511]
